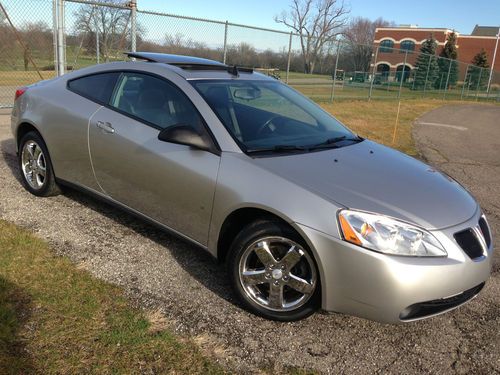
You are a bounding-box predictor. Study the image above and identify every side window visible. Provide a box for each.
[110,72,204,131]
[68,72,119,104]
[379,39,394,53]
[400,40,415,53]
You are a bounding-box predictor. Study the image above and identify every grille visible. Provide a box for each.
[454,228,484,259]
[399,282,485,321]
[478,217,492,248]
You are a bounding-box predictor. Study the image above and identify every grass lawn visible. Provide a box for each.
[321,99,459,156]
[0,220,224,374]
[286,71,331,80]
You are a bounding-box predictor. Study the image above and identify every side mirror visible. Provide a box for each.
[158,124,214,152]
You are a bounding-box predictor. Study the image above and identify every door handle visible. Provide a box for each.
[96,121,115,134]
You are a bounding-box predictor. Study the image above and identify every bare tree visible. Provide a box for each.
[73,0,130,62]
[21,22,53,70]
[342,17,392,72]
[275,0,349,74]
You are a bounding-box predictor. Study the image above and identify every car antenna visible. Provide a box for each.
[228,65,239,77]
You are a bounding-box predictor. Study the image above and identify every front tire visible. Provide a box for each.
[228,220,320,321]
[18,131,61,197]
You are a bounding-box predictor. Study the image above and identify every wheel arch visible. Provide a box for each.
[216,206,318,265]
[16,121,43,150]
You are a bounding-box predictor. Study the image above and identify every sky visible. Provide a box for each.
[139,0,500,35]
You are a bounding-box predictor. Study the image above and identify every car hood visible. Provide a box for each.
[250,140,477,230]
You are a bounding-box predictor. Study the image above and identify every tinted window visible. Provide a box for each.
[68,72,119,104]
[400,40,415,53]
[380,39,394,53]
[110,72,204,131]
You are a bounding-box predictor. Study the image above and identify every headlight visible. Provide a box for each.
[338,209,447,257]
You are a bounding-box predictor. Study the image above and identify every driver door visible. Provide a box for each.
[88,71,220,245]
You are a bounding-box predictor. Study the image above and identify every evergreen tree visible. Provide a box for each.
[468,49,489,89]
[435,32,459,89]
[412,35,439,90]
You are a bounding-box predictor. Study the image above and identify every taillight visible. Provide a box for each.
[15,87,27,100]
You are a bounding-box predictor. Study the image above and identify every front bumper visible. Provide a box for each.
[297,210,493,324]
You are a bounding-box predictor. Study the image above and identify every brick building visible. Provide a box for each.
[372,25,500,82]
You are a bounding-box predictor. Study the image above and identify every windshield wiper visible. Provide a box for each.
[246,144,308,154]
[309,135,362,150]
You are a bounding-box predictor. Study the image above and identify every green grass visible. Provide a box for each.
[0,220,224,374]
[321,99,463,156]
[286,71,331,80]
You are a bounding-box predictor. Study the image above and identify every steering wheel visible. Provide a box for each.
[256,115,285,136]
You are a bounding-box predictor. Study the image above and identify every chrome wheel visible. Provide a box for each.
[21,140,47,190]
[238,237,317,312]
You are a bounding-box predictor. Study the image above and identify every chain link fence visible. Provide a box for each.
[0,0,499,107]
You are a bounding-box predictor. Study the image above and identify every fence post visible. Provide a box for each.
[130,0,137,53]
[475,68,483,101]
[461,64,469,100]
[397,50,408,99]
[223,21,228,64]
[368,46,379,101]
[330,40,341,102]
[94,5,99,63]
[285,32,292,84]
[56,0,65,75]
[486,27,499,96]
[423,54,431,96]
[443,58,452,99]
[52,0,59,76]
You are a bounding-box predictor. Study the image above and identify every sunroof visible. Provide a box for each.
[126,52,226,66]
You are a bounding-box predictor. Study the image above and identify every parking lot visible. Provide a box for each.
[0,104,499,374]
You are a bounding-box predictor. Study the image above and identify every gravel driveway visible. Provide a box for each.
[1,105,499,374]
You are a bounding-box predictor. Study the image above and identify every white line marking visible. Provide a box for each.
[417,122,468,131]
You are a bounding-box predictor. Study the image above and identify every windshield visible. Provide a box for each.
[190,80,359,154]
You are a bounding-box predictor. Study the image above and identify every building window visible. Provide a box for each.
[375,63,390,83]
[400,40,415,53]
[379,39,394,53]
[396,65,411,82]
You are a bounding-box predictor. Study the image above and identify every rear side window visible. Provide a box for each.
[68,72,120,104]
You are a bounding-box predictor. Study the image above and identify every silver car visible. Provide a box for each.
[11,53,493,323]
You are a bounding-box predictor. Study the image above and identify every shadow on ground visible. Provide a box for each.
[0,137,236,307]
[0,276,34,373]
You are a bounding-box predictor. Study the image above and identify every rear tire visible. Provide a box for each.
[227,220,320,321]
[18,131,61,197]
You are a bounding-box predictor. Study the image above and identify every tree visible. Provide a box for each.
[412,35,439,90]
[469,49,489,89]
[21,22,53,70]
[435,32,459,89]
[274,0,349,74]
[73,0,131,62]
[342,17,392,72]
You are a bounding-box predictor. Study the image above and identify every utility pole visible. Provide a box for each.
[486,26,500,96]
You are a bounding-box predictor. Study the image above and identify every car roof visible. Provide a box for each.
[125,52,272,81]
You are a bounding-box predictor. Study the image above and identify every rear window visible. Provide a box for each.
[67,72,120,104]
